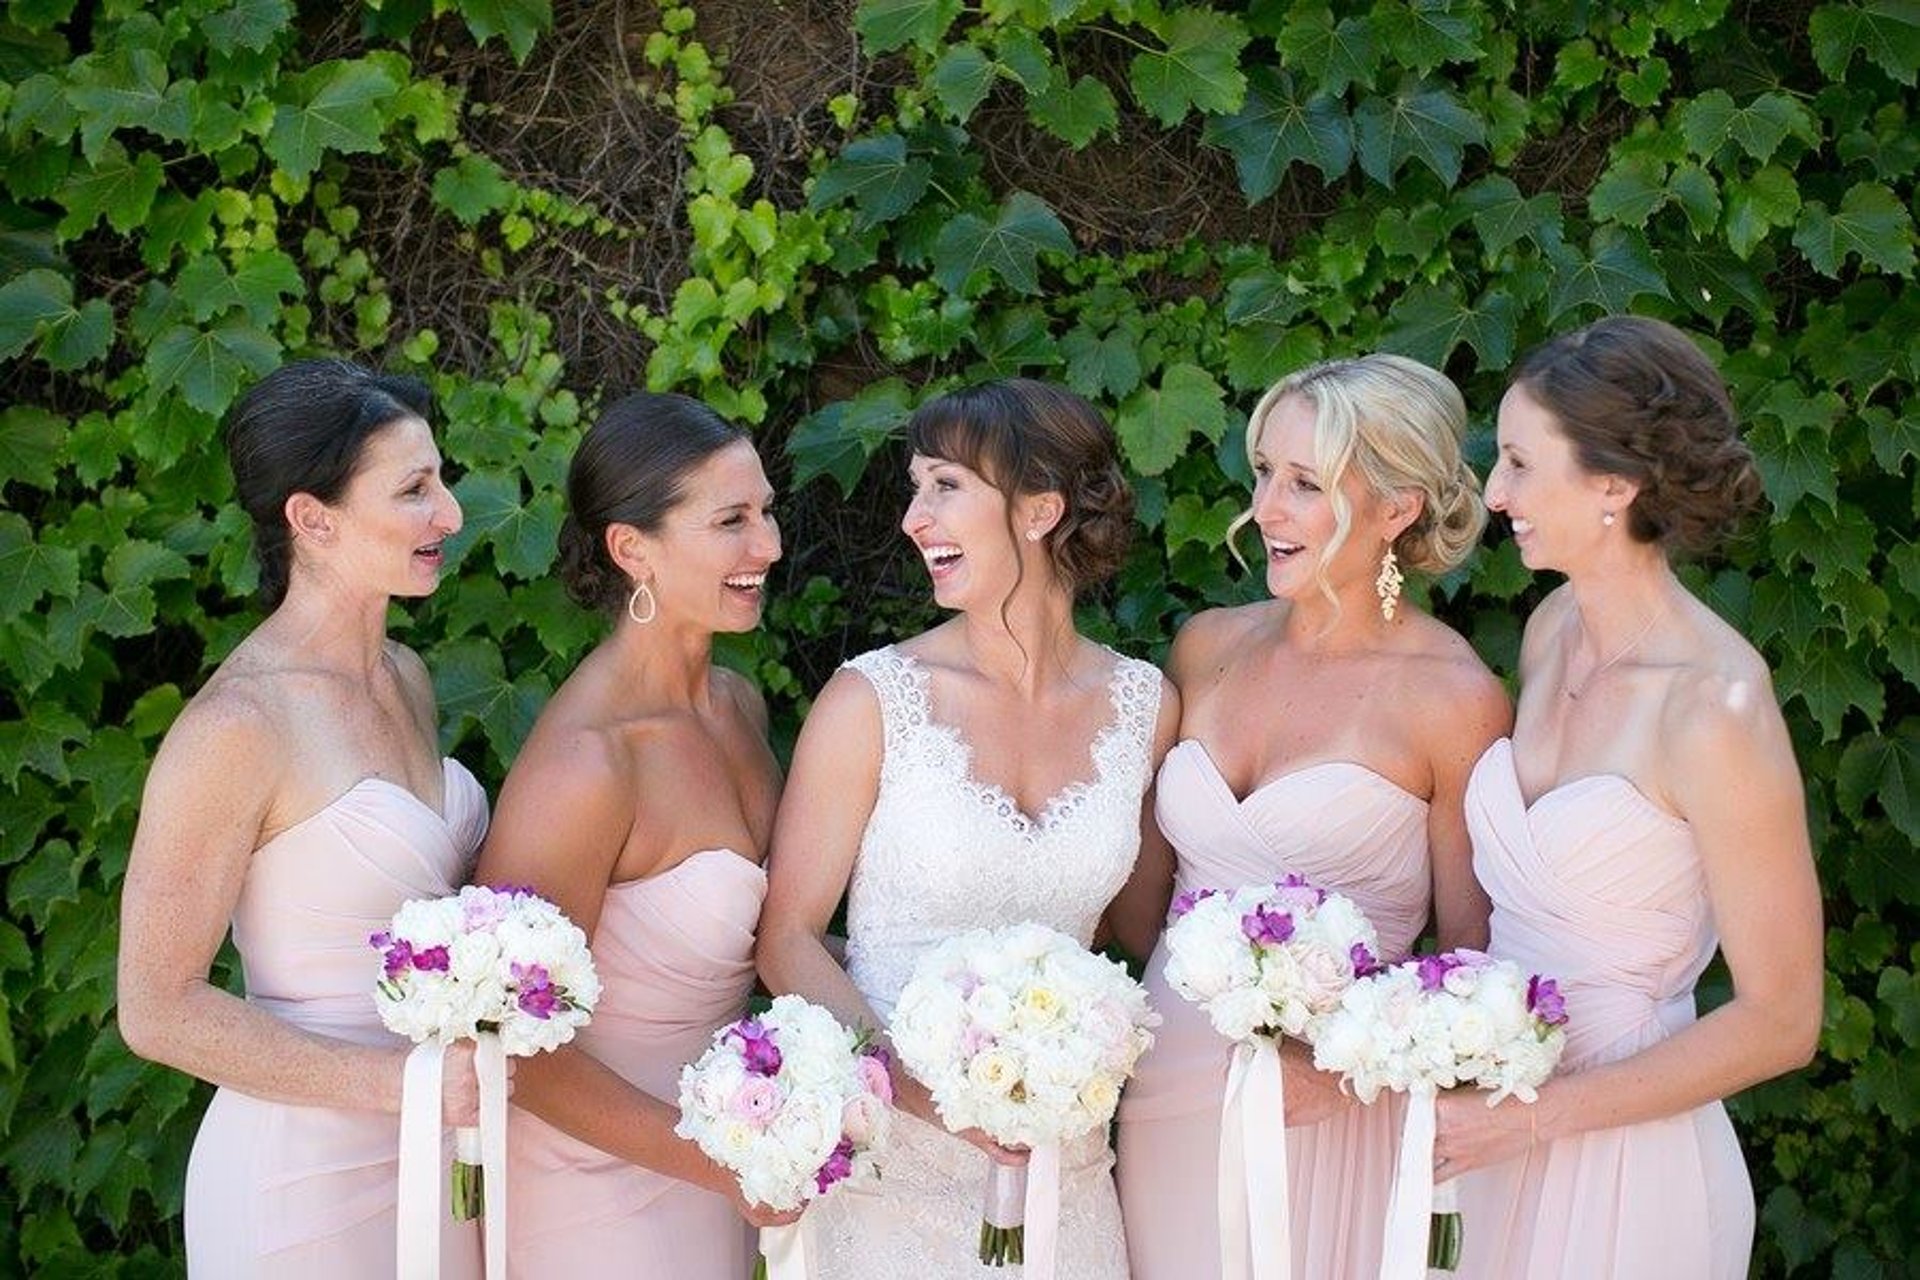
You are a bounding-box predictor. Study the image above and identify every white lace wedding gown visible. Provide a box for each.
[807,645,1162,1279]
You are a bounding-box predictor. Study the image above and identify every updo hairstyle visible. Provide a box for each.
[224,358,433,610]
[1239,353,1487,584]
[1509,316,1765,553]
[905,378,1134,595]
[557,392,749,612]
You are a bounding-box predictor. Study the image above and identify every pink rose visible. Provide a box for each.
[726,1076,782,1127]
[857,1052,894,1105]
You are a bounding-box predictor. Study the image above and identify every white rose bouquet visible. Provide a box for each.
[371,883,600,1220]
[1160,876,1383,1280]
[1313,949,1569,1276]
[889,922,1158,1269]
[675,995,893,1280]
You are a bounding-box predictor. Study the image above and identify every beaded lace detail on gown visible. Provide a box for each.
[812,645,1162,1279]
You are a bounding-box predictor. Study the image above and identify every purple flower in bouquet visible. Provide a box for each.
[729,1018,784,1077]
[412,944,451,973]
[1350,941,1383,978]
[1242,904,1296,946]
[1270,873,1328,913]
[1527,974,1569,1027]
[814,1137,857,1194]
[1415,953,1464,992]
[370,931,415,978]
[512,961,559,1019]
[1170,886,1222,919]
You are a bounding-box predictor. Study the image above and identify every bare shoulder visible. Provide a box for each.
[155,675,285,786]
[801,664,885,739]
[1166,602,1268,686]
[385,639,435,704]
[1662,625,1782,765]
[1395,614,1513,749]
[714,664,771,734]
[1518,584,1576,673]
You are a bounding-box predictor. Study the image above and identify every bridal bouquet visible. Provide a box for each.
[1313,949,1569,1276]
[890,922,1158,1269]
[1161,876,1382,1280]
[371,883,600,1219]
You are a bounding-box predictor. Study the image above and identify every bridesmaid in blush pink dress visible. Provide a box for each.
[1114,354,1510,1280]
[476,393,790,1277]
[116,360,484,1276]
[1436,317,1822,1279]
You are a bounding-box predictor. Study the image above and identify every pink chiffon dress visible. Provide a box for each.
[506,848,763,1277]
[1451,737,1753,1279]
[184,759,486,1278]
[1116,739,1433,1280]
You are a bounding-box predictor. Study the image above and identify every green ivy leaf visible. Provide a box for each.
[855,0,962,53]
[992,26,1054,96]
[1793,181,1918,276]
[1028,74,1118,149]
[1352,80,1484,187]
[145,318,282,416]
[0,1113,80,1201]
[265,59,400,180]
[0,703,84,786]
[1456,176,1562,255]
[55,141,164,237]
[1722,165,1802,259]
[930,43,994,122]
[1544,226,1671,322]
[1061,324,1143,400]
[931,191,1072,295]
[64,48,192,163]
[0,513,79,611]
[1838,725,1920,844]
[808,133,930,231]
[1751,575,1839,656]
[1669,163,1721,238]
[1587,154,1669,227]
[1862,405,1920,472]
[458,0,553,62]
[1771,502,1876,586]
[1128,7,1251,126]
[0,268,67,362]
[1810,0,1920,87]
[0,409,65,491]
[1115,363,1229,476]
[175,249,302,326]
[1164,493,1243,551]
[1203,67,1351,199]
[1226,323,1323,394]
[1878,963,1920,1046]
[1224,267,1307,327]
[432,638,545,760]
[202,0,294,54]
[1678,89,1816,165]
[1777,640,1885,739]
[969,304,1061,375]
[432,153,514,226]
[1380,282,1518,369]
[450,474,563,580]
[1377,0,1483,73]
[1277,5,1377,97]
[786,378,912,497]
[1749,418,1840,516]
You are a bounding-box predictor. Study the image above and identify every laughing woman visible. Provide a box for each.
[1438,317,1822,1278]
[756,378,1180,1279]
[117,360,483,1277]
[1114,354,1510,1280]
[475,393,795,1277]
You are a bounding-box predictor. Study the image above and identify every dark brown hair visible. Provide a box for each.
[1511,316,1766,553]
[556,392,749,612]
[905,378,1133,595]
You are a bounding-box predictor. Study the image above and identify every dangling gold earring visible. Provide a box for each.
[627,581,657,625]
[1375,547,1403,622]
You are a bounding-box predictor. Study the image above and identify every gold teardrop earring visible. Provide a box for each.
[1375,546,1403,622]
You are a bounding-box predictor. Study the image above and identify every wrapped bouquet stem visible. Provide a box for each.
[1162,878,1383,1280]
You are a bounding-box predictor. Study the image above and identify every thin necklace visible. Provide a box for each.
[1563,608,1661,701]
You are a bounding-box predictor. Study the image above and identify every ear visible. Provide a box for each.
[604,522,653,585]
[284,492,336,546]
[1598,472,1642,513]
[1018,490,1065,541]
[1381,490,1425,543]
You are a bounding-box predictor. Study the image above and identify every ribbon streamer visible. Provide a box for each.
[397,1041,446,1280]
[475,1031,508,1278]
[1216,1038,1292,1280]
[1021,1141,1063,1280]
[1378,1084,1438,1280]
[761,1221,811,1280]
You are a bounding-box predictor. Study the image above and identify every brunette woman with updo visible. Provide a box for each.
[1115,353,1511,1280]
[1437,316,1821,1278]
[756,378,1181,1279]
[475,392,795,1275]
[117,360,483,1277]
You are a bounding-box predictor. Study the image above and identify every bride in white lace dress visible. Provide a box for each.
[757,379,1179,1278]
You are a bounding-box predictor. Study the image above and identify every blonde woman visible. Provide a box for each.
[1114,354,1510,1279]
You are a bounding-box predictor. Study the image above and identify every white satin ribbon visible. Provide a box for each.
[396,1033,510,1279]
[1378,1084,1438,1280]
[761,1221,810,1280]
[1022,1142,1063,1280]
[397,1041,445,1280]
[1216,1038,1291,1280]
[475,1031,508,1277]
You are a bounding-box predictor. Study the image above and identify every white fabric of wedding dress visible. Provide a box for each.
[806,644,1162,1280]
